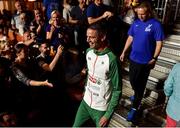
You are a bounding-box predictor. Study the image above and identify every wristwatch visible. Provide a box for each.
[153,56,158,61]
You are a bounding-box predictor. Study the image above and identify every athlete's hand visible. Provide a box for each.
[99,116,108,127]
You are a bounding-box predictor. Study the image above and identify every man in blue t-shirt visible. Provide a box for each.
[120,1,165,122]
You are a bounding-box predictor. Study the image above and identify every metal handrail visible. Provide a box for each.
[174,0,180,21]
[162,0,180,23]
[162,0,169,24]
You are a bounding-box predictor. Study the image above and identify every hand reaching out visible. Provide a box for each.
[44,80,53,87]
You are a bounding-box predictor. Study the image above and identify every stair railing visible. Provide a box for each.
[159,0,180,24]
[174,0,180,21]
[162,0,169,24]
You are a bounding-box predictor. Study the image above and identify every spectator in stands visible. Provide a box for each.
[73,24,122,127]
[0,25,9,57]
[86,0,113,25]
[0,25,8,52]
[119,1,165,122]
[11,1,24,31]
[43,0,63,20]
[18,13,29,36]
[164,63,180,127]
[118,0,139,56]
[63,0,73,24]
[12,43,53,87]
[11,43,53,125]
[0,26,7,41]
[0,112,17,127]
[69,0,88,51]
[0,12,9,36]
[30,9,46,43]
[19,31,36,47]
[2,9,12,26]
[36,42,64,80]
[0,25,13,60]
[46,10,69,50]
[35,42,66,115]
[122,0,139,25]
[86,0,124,56]
[16,31,39,62]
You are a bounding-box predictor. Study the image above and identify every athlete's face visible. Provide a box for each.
[86,28,102,50]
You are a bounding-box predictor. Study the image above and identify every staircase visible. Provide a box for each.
[109,18,180,127]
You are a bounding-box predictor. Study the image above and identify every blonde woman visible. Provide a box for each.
[46,10,68,50]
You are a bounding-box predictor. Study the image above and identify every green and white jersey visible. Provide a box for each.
[83,48,122,119]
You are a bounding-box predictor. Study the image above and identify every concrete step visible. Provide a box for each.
[173,28,180,34]
[159,52,180,64]
[121,52,173,75]
[162,43,180,56]
[112,106,164,127]
[154,60,173,74]
[149,69,167,83]
[123,72,164,92]
[142,104,166,126]
[111,74,166,127]
[174,23,180,29]
[167,34,180,41]
[109,111,132,127]
[164,39,180,47]
[123,73,150,90]
[123,65,167,83]
[176,18,180,23]
[122,76,165,106]
[111,88,165,127]
[122,59,172,76]
[114,23,180,126]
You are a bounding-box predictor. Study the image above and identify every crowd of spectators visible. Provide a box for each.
[0,0,156,126]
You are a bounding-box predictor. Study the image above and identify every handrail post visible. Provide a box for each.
[174,0,180,21]
[162,0,169,24]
